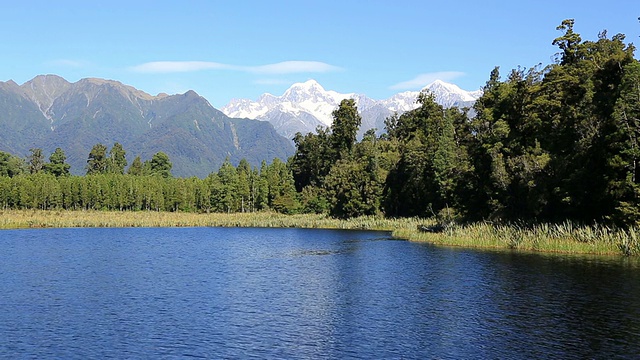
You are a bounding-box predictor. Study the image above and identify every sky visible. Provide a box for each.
[0,1,638,108]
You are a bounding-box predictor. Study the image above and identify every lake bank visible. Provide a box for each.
[0,210,636,256]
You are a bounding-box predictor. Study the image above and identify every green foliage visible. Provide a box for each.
[44,148,71,177]
[290,127,333,190]
[127,156,144,176]
[0,157,301,213]
[384,93,470,218]
[86,143,108,175]
[28,148,45,174]
[108,142,127,174]
[0,151,25,177]
[149,152,172,178]
[331,99,361,156]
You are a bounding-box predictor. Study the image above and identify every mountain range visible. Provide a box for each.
[222,79,483,139]
[0,75,294,177]
[0,75,482,178]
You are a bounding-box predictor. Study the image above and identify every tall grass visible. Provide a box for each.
[396,221,640,256]
[1,210,638,256]
[0,210,422,232]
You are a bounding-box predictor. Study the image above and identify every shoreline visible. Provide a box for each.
[0,210,636,257]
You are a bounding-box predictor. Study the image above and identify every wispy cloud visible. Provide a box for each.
[130,60,342,75]
[130,61,232,73]
[390,71,465,90]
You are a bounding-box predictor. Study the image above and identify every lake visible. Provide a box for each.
[1,227,639,359]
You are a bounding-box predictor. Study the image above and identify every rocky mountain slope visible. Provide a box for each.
[0,75,294,177]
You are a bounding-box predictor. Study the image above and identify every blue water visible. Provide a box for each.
[1,227,639,359]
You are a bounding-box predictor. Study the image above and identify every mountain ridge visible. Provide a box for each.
[222,79,483,139]
[0,75,294,177]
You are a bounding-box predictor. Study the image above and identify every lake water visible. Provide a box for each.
[1,227,639,359]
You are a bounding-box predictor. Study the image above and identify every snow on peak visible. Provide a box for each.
[221,79,482,137]
[422,80,482,105]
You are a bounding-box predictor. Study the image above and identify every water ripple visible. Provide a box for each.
[0,227,639,358]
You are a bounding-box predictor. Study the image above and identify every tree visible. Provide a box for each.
[108,142,127,174]
[127,156,144,176]
[86,143,108,175]
[290,127,333,191]
[324,132,384,218]
[216,158,239,212]
[264,158,299,214]
[28,148,45,174]
[44,148,71,177]
[384,93,470,218]
[467,66,548,220]
[149,152,172,178]
[0,151,25,177]
[331,98,361,157]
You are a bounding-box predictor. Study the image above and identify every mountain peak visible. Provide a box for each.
[422,80,480,103]
[424,79,461,91]
[285,79,325,95]
[221,78,483,140]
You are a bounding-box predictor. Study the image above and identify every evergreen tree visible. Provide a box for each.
[0,151,25,177]
[44,148,71,177]
[108,142,127,174]
[86,143,108,175]
[127,156,144,176]
[28,148,45,174]
[149,152,172,178]
[290,126,333,191]
[331,98,361,157]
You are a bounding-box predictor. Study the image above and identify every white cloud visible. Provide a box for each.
[130,60,342,75]
[130,61,233,73]
[390,71,465,90]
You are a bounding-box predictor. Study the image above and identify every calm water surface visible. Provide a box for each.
[1,227,639,359]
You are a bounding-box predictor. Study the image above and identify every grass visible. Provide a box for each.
[0,209,422,232]
[1,210,638,256]
[397,221,640,256]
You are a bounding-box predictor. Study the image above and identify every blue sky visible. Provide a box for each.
[1,1,638,107]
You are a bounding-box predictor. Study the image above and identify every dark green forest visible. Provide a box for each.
[2,20,640,226]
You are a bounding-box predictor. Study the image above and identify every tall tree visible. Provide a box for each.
[331,98,361,157]
[384,92,470,218]
[290,126,333,191]
[86,143,108,175]
[108,142,127,174]
[44,148,71,177]
[28,148,45,174]
[149,152,172,178]
[0,151,25,177]
[127,156,144,176]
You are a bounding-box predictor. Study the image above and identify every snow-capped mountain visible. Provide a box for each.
[222,79,482,140]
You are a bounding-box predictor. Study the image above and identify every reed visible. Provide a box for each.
[1,210,638,256]
[0,210,422,232]
[397,221,640,256]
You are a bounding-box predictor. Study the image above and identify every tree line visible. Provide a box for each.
[0,155,297,213]
[1,20,639,226]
